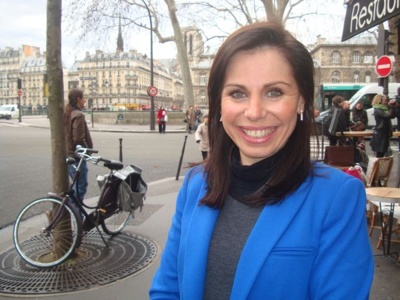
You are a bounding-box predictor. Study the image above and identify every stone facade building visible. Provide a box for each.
[1,27,383,114]
[73,49,184,111]
[310,35,381,110]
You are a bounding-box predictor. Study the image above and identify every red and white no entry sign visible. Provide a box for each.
[375,55,392,78]
[147,86,158,97]
[17,90,22,97]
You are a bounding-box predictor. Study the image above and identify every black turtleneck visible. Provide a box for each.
[204,148,283,300]
[229,147,282,199]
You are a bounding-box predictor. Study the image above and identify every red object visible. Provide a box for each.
[375,55,392,77]
[17,90,22,96]
[147,86,158,97]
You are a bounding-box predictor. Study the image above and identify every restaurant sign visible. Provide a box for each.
[342,0,400,41]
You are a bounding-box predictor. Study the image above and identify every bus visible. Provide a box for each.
[316,83,368,111]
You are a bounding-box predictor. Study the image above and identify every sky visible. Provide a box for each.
[0,0,177,68]
[0,0,361,69]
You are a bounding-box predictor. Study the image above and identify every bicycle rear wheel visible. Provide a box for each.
[101,208,132,235]
[13,197,82,268]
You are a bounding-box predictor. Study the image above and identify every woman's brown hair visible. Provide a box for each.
[200,21,315,208]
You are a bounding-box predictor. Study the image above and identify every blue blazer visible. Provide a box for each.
[150,163,374,299]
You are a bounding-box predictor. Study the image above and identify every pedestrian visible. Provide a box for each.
[194,113,209,160]
[323,95,348,145]
[157,105,167,134]
[185,105,195,133]
[65,88,93,201]
[370,94,395,157]
[394,87,400,151]
[351,101,368,132]
[150,21,373,299]
[194,106,202,131]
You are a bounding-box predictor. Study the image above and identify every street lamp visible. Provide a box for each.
[141,0,155,130]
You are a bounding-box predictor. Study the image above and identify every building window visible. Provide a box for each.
[365,71,371,83]
[332,51,341,64]
[353,71,360,82]
[352,51,361,63]
[199,75,206,85]
[364,52,373,64]
[331,71,340,83]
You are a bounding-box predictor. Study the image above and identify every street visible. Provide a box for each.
[0,124,200,228]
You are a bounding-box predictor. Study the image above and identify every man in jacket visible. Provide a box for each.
[65,88,93,201]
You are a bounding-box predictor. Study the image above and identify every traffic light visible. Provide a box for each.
[17,78,22,89]
[377,27,395,57]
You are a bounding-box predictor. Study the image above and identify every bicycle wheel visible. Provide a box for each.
[101,208,132,235]
[13,197,82,268]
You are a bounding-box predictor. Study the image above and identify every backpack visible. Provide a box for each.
[323,111,333,137]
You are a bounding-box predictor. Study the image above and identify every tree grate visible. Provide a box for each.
[0,231,157,295]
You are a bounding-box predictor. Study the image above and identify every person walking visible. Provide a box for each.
[150,21,373,299]
[194,106,203,131]
[185,105,195,133]
[157,105,167,134]
[394,87,400,151]
[324,95,348,146]
[195,113,209,160]
[370,94,395,157]
[65,88,93,201]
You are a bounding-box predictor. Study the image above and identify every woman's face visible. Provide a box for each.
[220,48,304,166]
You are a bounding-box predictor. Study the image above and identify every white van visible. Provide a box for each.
[0,104,19,120]
[348,83,400,128]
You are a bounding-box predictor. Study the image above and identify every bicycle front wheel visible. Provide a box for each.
[13,197,82,268]
[101,208,132,235]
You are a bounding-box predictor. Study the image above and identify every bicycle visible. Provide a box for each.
[13,146,147,268]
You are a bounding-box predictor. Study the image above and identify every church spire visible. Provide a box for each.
[117,16,124,53]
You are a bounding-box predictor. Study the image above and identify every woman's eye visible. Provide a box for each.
[267,88,283,98]
[231,91,246,99]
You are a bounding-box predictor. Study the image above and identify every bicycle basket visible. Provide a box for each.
[117,165,147,212]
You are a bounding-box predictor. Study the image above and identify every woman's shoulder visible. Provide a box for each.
[312,162,362,186]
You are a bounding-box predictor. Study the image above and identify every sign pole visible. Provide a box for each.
[17,89,22,122]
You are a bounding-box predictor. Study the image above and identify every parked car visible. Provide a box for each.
[0,104,18,120]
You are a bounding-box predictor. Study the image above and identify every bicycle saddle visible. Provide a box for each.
[104,160,124,170]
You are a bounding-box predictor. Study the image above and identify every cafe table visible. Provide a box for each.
[336,130,373,161]
[365,187,400,257]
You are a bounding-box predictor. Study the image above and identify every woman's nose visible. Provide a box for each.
[244,96,266,120]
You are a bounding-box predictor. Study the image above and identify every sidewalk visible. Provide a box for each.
[12,115,187,133]
[1,116,400,299]
[0,177,182,300]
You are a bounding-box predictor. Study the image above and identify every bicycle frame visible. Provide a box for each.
[44,146,117,247]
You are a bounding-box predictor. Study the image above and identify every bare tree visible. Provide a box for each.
[389,17,400,83]
[63,0,344,109]
[47,0,71,258]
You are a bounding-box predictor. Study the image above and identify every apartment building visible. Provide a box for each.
[73,49,184,110]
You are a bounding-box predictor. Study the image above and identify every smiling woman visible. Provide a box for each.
[150,21,373,300]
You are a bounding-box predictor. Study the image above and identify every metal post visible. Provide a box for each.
[119,138,123,162]
[18,94,22,122]
[176,135,188,180]
[141,0,155,130]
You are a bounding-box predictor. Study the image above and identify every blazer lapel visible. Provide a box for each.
[230,180,311,299]
[182,186,220,299]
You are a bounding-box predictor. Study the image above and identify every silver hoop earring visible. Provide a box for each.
[300,111,303,121]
